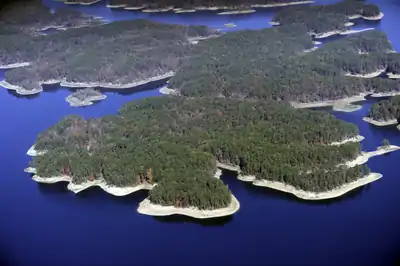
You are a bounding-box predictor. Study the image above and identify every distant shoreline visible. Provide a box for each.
[348,12,384,21]
[290,93,368,111]
[109,1,314,12]
[0,71,175,96]
[64,0,102,5]
[66,93,107,107]
[345,68,385,78]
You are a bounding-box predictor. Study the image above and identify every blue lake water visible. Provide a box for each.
[1,0,400,265]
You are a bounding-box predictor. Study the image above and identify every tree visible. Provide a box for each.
[382,139,390,147]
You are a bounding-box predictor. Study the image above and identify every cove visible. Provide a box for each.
[1,1,400,266]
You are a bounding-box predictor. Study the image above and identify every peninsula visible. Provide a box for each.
[0,13,217,95]
[66,88,107,107]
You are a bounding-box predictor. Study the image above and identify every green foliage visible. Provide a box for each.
[368,96,400,121]
[33,97,365,208]
[382,139,390,147]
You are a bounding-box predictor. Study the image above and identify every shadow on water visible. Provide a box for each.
[36,182,70,195]
[154,214,233,227]
[75,186,149,205]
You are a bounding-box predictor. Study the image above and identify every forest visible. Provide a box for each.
[1,17,216,93]
[32,97,369,208]
[0,0,100,35]
[367,96,400,121]
[271,0,381,35]
[169,28,400,103]
[104,0,309,9]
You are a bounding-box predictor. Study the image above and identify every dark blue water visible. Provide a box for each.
[1,1,400,266]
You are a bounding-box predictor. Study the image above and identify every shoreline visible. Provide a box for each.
[339,27,374,36]
[66,93,107,107]
[216,145,399,200]
[370,91,400,98]
[387,72,400,79]
[290,93,368,110]
[26,145,47,156]
[0,62,30,69]
[137,194,240,219]
[1,72,174,96]
[349,12,384,21]
[329,135,365,146]
[159,86,178,95]
[362,117,398,126]
[217,9,255,15]
[345,68,385,78]
[252,173,382,200]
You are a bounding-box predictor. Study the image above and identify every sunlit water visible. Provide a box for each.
[1,1,400,266]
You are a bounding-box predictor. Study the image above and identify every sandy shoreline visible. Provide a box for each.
[27,145,47,156]
[0,62,30,69]
[218,9,255,15]
[252,173,382,200]
[329,135,365,146]
[345,68,385,78]
[339,27,374,35]
[387,72,400,79]
[66,93,107,107]
[159,86,178,95]
[1,72,174,96]
[137,194,239,218]
[362,117,398,126]
[370,91,400,98]
[290,93,368,110]
[344,145,400,168]
[349,12,384,21]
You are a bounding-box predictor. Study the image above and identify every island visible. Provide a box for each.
[0,6,218,95]
[103,0,313,11]
[270,0,383,37]
[66,88,107,107]
[27,94,388,216]
[363,95,400,126]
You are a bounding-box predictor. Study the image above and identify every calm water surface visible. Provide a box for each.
[1,1,400,265]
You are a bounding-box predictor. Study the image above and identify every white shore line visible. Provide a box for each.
[349,12,384,21]
[159,86,178,95]
[304,47,318,53]
[313,30,342,39]
[24,167,37,174]
[290,93,368,110]
[123,6,146,10]
[66,93,107,107]
[137,194,240,219]
[362,117,398,126]
[252,173,382,200]
[332,103,362,112]
[66,0,102,5]
[370,91,400,98]
[329,135,365,146]
[174,9,196,13]
[344,145,400,168]
[216,145,399,200]
[339,28,374,35]
[142,7,174,12]
[387,72,400,79]
[26,145,47,156]
[224,23,236,27]
[269,21,280,26]
[217,9,255,15]
[1,72,174,96]
[345,22,355,27]
[345,68,385,78]
[251,1,314,8]
[106,4,127,8]
[0,62,30,69]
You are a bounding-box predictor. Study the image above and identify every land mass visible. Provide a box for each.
[364,95,400,126]
[66,88,107,107]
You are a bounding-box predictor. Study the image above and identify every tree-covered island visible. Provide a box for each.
[363,96,400,126]
[271,0,383,37]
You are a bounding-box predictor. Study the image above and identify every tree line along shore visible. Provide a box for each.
[62,0,313,10]
[5,0,399,217]
[364,95,400,127]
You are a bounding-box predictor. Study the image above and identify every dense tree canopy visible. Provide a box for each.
[367,96,400,121]
[169,29,400,103]
[1,19,216,92]
[272,0,381,34]
[32,97,368,208]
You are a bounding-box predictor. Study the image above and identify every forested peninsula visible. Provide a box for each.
[0,12,216,95]
[271,0,383,36]
[168,27,400,105]
[364,96,400,126]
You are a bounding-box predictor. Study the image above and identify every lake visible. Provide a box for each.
[1,0,400,265]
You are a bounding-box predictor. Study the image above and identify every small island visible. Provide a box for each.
[363,95,400,126]
[66,88,107,107]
